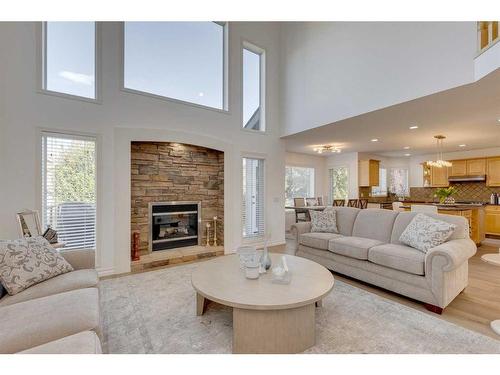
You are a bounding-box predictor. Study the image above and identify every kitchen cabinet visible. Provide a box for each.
[450,160,467,176]
[487,157,500,187]
[467,158,486,175]
[430,165,449,187]
[486,205,500,235]
[359,159,380,187]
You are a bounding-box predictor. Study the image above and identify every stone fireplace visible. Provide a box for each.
[131,142,224,256]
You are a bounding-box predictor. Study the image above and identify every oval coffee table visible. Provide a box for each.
[481,251,500,336]
[191,253,334,354]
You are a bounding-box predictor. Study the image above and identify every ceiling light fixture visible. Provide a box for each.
[404,153,411,157]
[313,145,341,154]
[426,135,452,168]
[371,138,378,142]
[459,144,466,147]
[409,125,419,130]
[403,146,410,150]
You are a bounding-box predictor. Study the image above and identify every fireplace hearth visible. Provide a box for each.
[149,201,201,252]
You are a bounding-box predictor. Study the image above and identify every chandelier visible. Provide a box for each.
[426,135,452,168]
[313,145,341,154]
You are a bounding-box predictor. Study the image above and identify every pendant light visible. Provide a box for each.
[426,135,452,168]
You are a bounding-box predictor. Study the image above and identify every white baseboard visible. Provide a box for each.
[97,267,115,277]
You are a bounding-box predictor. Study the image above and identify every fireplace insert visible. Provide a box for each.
[149,201,201,252]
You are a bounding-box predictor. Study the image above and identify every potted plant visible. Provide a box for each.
[434,186,458,204]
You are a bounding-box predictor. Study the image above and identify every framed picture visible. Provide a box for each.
[16,209,42,238]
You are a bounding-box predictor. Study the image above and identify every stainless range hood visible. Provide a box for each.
[448,175,486,182]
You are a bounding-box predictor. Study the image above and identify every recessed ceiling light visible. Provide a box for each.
[371,138,378,142]
[497,118,500,123]
[409,125,419,130]
[459,144,466,147]
[403,146,410,150]
[404,153,411,157]
[198,92,204,97]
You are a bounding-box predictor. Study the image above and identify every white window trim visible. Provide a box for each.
[36,128,102,258]
[329,165,350,203]
[241,39,266,134]
[37,22,102,104]
[241,152,267,244]
[285,165,316,202]
[119,22,230,114]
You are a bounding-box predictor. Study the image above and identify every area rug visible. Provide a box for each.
[100,262,500,354]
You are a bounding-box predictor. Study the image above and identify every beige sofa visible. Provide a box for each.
[0,249,102,354]
[292,207,477,313]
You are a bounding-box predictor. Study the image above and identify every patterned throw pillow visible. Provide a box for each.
[0,236,73,295]
[310,208,338,233]
[399,214,457,253]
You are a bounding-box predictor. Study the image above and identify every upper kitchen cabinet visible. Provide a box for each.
[467,158,486,175]
[358,159,380,187]
[430,165,450,187]
[450,160,467,176]
[487,157,500,186]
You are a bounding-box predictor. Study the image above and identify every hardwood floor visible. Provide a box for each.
[274,239,500,340]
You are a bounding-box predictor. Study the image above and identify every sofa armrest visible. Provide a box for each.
[425,238,477,273]
[59,249,95,270]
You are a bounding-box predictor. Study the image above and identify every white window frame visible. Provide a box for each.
[285,165,315,206]
[38,22,101,104]
[241,40,266,133]
[389,167,410,197]
[241,154,266,243]
[120,22,229,113]
[328,166,350,204]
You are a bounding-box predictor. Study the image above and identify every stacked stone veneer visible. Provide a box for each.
[131,142,224,256]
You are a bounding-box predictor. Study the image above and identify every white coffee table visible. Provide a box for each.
[191,253,334,353]
[481,250,500,336]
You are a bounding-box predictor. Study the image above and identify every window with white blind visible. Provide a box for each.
[42,132,97,250]
[242,157,265,239]
[389,168,409,197]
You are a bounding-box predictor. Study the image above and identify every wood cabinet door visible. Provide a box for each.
[467,159,486,175]
[487,157,500,186]
[369,160,380,186]
[450,160,467,176]
[431,166,449,187]
[485,206,500,235]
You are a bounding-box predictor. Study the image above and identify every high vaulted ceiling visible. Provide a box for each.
[282,69,500,157]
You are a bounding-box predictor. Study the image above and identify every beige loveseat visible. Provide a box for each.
[0,249,101,354]
[292,207,477,313]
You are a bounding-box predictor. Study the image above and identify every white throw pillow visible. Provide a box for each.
[399,214,457,253]
[0,236,73,295]
[310,208,338,233]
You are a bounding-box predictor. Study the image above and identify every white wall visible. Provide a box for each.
[409,147,500,187]
[280,22,477,136]
[325,152,359,199]
[0,22,285,275]
[285,152,327,198]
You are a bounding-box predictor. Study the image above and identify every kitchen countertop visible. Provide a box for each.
[400,203,485,211]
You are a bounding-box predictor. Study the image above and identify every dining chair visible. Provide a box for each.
[333,199,345,207]
[347,199,358,208]
[317,196,324,206]
[358,199,368,209]
[392,202,405,212]
[305,197,318,207]
[294,198,306,207]
[293,198,308,222]
[411,204,438,214]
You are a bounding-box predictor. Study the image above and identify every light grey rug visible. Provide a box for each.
[100,262,500,354]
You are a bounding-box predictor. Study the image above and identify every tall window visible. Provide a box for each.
[329,167,349,203]
[285,166,315,206]
[43,22,96,99]
[389,168,409,197]
[42,132,97,250]
[124,22,226,110]
[371,167,388,197]
[242,43,265,131]
[242,158,265,239]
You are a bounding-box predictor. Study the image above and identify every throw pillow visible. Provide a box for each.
[0,236,73,295]
[310,208,338,233]
[399,213,457,253]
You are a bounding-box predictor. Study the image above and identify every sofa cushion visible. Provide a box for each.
[328,236,383,260]
[310,208,338,233]
[391,211,469,245]
[331,207,360,236]
[299,232,343,250]
[18,331,102,354]
[0,269,98,307]
[399,214,457,253]
[369,243,425,275]
[0,288,100,354]
[352,209,399,243]
[0,236,73,295]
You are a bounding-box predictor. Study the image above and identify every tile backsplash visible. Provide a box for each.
[410,182,500,202]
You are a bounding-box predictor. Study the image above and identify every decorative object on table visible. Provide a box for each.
[434,186,457,204]
[206,222,211,247]
[237,245,258,269]
[16,209,42,238]
[272,256,292,284]
[481,249,500,336]
[244,260,260,279]
[42,227,58,244]
[132,232,140,261]
[260,237,272,271]
[213,216,218,246]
